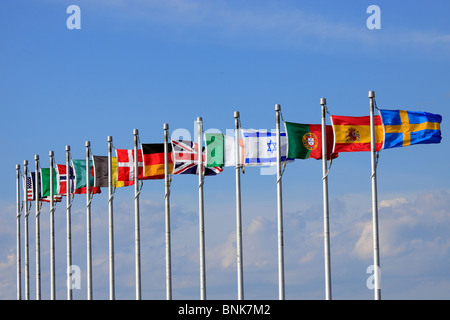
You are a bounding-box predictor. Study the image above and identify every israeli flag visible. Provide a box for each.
[242,129,294,166]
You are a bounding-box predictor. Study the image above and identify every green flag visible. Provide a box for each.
[205,133,225,167]
[72,159,101,194]
[41,168,58,197]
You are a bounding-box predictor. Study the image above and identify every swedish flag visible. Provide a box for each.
[380,109,442,149]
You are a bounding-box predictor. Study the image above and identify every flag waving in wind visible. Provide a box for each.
[56,164,74,195]
[205,133,244,167]
[242,129,293,166]
[172,140,223,175]
[380,109,442,149]
[331,115,383,153]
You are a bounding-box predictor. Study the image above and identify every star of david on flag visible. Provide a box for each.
[242,129,294,166]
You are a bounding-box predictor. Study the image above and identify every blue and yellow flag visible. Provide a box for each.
[380,109,442,149]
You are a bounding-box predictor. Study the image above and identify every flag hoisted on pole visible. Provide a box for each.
[234,111,244,300]
[320,98,332,300]
[23,160,30,300]
[369,90,382,300]
[107,136,115,300]
[275,104,285,300]
[16,164,21,300]
[85,141,93,300]
[65,145,73,300]
[49,151,56,300]
[34,155,41,300]
[197,117,207,300]
[133,129,142,300]
[163,123,172,300]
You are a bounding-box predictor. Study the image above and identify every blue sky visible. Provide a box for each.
[1,0,449,300]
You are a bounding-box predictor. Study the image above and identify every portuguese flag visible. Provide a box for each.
[285,122,338,160]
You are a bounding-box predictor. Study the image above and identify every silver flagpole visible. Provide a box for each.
[16,164,22,300]
[275,104,285,300]
[85,141,93,300]
[23,160,30,300]
[66,146,72,300]
[49,151,56,300]
[34,155,41,300]
[107,136,115,300]
[197,117,206,300]
[369,90,381,300]
[133,129,142,300]
[163,123,172,300]
[234,111,244,300]
[320,98,332,300]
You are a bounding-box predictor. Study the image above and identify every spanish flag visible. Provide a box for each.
[331,115,383,153]
[141,143,173,179]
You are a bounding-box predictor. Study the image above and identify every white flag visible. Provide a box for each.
[242,129,293,166]
[205,133,244,167]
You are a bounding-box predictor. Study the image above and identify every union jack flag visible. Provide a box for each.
[171,140,223,175]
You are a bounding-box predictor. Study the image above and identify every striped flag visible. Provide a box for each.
[27,173,62,202]
[141,143,174,179]
[242,129,294,166]
[331,115,383,153]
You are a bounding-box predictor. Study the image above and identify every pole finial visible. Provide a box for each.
[34,155,39,160]
[234,111,240,118]
[197,117,203,123]
[65,145,70,151]
[16,164,20,170]
[107,136,113,142]
[320,98,327,106]
[163,123,169,130]
[369,90,375,98]
[49,150,54,156]
[275,104,281,111]
[85,141,90,147]
[23,160,28,165]
[133,129,139,135]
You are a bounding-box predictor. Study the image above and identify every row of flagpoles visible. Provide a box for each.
[15,90,441,300]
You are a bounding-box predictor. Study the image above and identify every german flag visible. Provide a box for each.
[331,115,383,153]
[141,143,174,179]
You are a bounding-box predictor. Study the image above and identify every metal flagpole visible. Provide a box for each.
[107,136,115,300]
[34,154,41,300]
[23,160,30,300]
[49,151,56,300]
[85,141,93,300]
[369,90,381,300]
[197,117,206,300]
[275,104,285,300]
[320,98,332,300]
[16,164,22,300]
[133,129,142,300]
[163,123,172,300]
[234,111,244,300]
[66,145,72,300]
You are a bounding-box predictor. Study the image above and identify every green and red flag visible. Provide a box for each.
[285,122,338,160]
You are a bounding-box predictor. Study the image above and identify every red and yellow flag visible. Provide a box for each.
[331,115,383,153]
